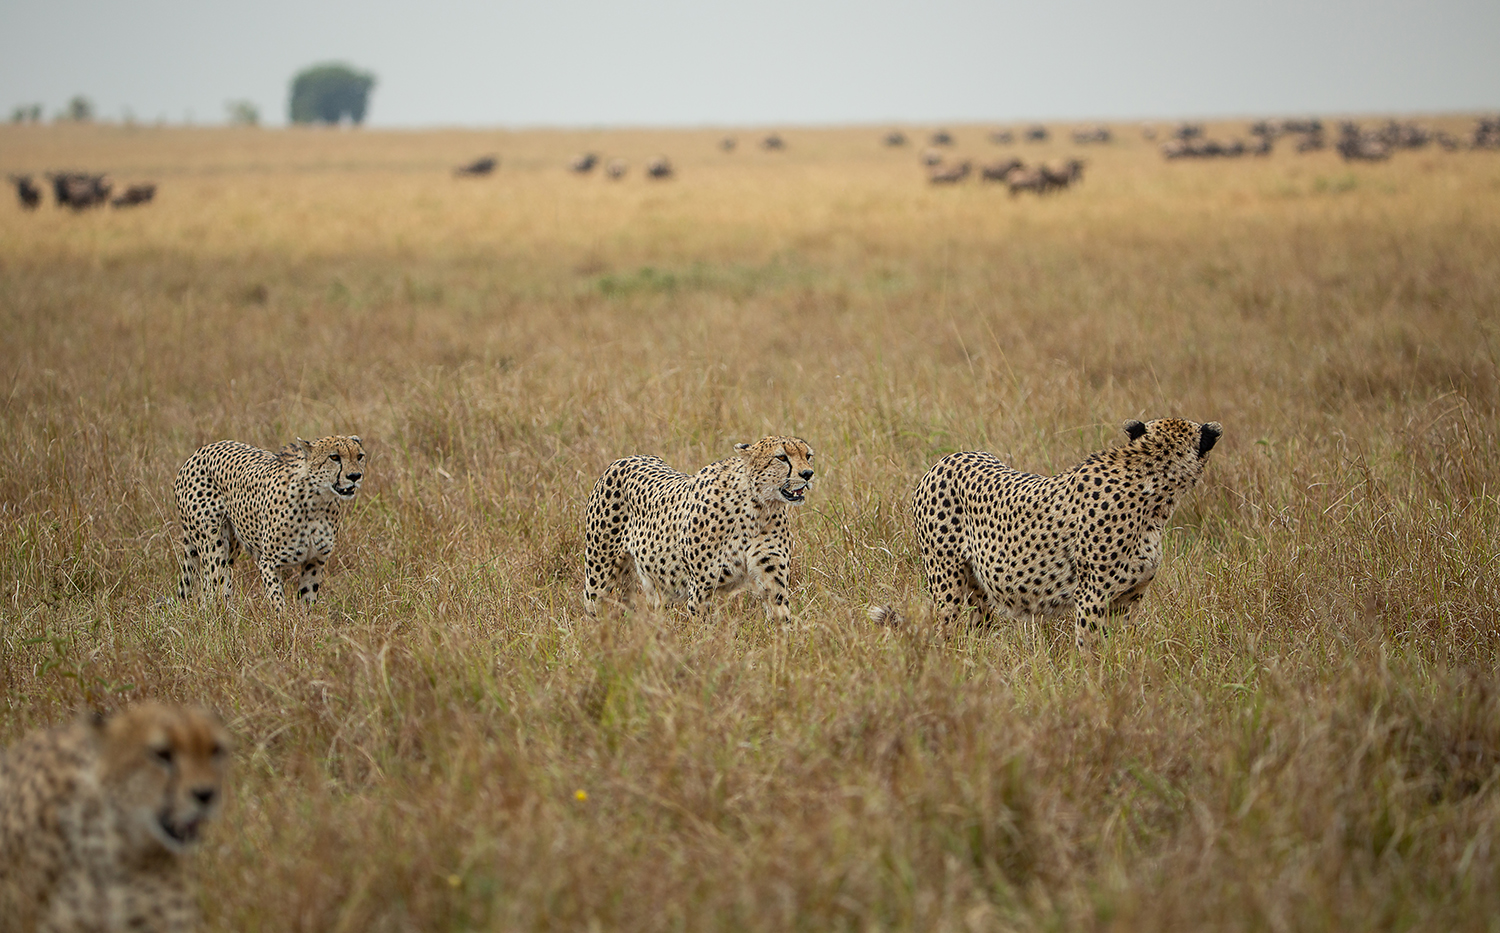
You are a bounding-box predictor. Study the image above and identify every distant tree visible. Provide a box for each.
[226,100,261,126]
[288,63,375,125]
[11,104,42,123]
[64,95,94,122]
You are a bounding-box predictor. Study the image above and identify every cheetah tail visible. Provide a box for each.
[867,605,905,627]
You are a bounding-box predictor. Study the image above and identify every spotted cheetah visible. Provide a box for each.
[886,419,1221,651]
[0,702,230,933]
[584,436,816,621]
[173,435,365,610]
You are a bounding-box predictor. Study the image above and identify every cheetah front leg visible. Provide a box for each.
[295,559,325,605]
[746,543,792,622]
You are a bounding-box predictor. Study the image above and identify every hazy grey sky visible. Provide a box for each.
[3,0,1496,127]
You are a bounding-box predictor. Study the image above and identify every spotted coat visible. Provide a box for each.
[583,436,815,621]
[173,435,365,610]
[911,419,1221,650]
[0,703,230,933]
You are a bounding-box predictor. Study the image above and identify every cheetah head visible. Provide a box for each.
[1122,418,1223,480]
[290,434,366,499]
[735,435,816,505]
[96,702,230,855]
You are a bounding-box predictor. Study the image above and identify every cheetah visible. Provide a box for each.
[584,436,816,621]
[173,435,365,610]
[0,702,230,933]
[886,419,1221,651]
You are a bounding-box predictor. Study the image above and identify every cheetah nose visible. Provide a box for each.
[799,470,813,480]
[346,472,362,482]
[191,787,216,806]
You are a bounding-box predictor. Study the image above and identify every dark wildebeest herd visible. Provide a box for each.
[16,117,1494,213]
[1158,116,1498,162]
[9,171,157,210]
[907,127,1089,195]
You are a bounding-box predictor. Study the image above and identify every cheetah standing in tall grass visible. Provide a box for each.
[876,419,1221,651]
[584,436,816,621]
[172,435,365,609]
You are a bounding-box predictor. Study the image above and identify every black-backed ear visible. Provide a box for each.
[1198,422,1222,457]
[734,443,750,452]
[295,437,313,455]
[1123,420,1147,442]
[349,435,361,446]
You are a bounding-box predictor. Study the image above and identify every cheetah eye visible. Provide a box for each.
[209,743,226,760]
[776,453,789,463]
[329,454,341,463]
[152,746,173,765]
[356,452,365,461]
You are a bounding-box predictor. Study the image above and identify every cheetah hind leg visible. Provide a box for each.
[922,556,991,629]
[198,529,240,606]
[176,530,201,604]
[585,550,639,616]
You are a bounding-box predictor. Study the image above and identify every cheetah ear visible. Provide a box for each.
[348,435,361,446]
[1198,422,1222,457]
[295,437,313,456]
[1123,420,1147,442]
[735,442,750,452]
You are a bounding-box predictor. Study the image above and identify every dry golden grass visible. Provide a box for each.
[3,118,1500,931]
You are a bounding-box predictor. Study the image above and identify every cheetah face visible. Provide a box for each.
[98,702,230,854]
[297,435,366,499]
[735,435,816,505]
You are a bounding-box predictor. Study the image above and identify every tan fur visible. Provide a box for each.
[902,419,1221,651]
[0,702,230,932]
[584,436,816,621]
[173,434,365,609]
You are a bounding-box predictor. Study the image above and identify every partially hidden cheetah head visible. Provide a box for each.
[285,434,366,499]
[735,435,816,505]
[1122,418,1222,480]
[95,702,230,855]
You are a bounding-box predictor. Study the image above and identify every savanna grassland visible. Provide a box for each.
[3,118,1500,931]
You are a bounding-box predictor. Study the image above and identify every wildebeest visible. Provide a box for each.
[1337,123,1391,162]
[988,129,1015,145]
[762,133,785,151]
[570,152,599,173]
[1007,167,1047,196]
[927,161,971,184]
[1071,124,1111,144]
[1024,125,1049,142]
[883,130,907,147]
[1475,116,1500,149]
[930,130,954,146]
[1040,158,1085,190]
[720,136,737,152]
[605,158,628,179]
[645,155,673,179]
[111,183,156,207]
[455,156,497,176]
[48,172,112,209]
[10,174,41,209]
[979,158,1023,182]
[919,148,944,167]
